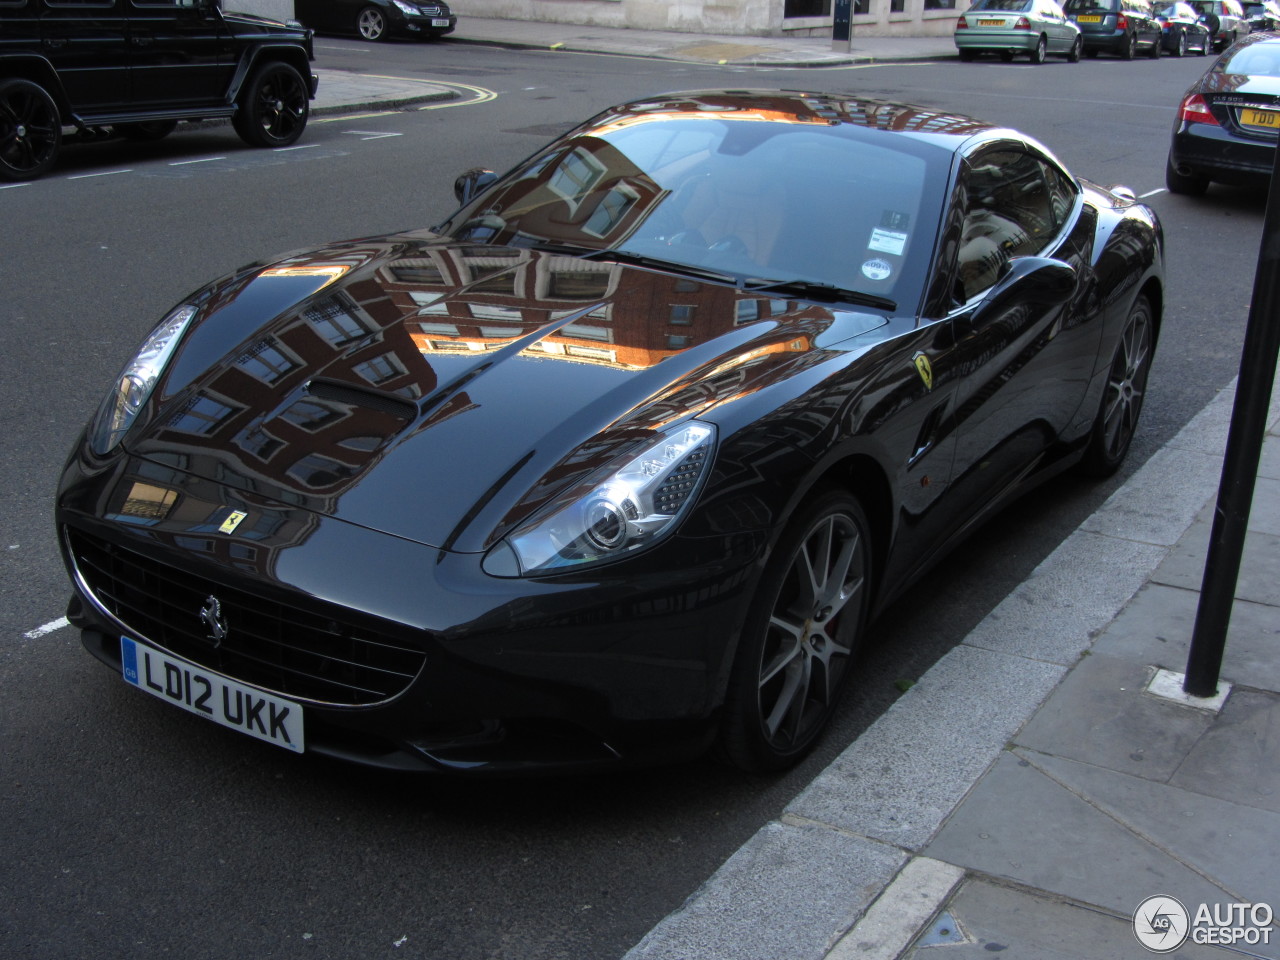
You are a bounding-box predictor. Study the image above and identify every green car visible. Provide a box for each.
[955,0,1085,62]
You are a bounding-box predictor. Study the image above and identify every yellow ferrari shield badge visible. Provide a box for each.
[912,352,933,391]
[218,510,248,535]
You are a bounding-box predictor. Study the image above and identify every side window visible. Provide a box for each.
[955,150,1058,302]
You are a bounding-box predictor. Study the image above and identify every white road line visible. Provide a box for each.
[274,144,319,152]
[170,156,227,166]
[345,130,403,140]
[24,617,69,640]
[67,169,133,180]
[1139,188,1168,198]
[0,182,31,190]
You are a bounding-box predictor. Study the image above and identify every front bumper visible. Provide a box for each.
[57,450,762,774]
[394,11,457,36]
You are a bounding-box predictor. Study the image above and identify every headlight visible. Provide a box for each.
[89,304,197,456]
[483,421,717,577]
[392,0,419,14]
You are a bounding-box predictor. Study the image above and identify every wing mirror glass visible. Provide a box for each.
[454,168,498,205]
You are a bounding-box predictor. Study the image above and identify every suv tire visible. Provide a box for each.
[233,62,310,148]
[0,78,62,183]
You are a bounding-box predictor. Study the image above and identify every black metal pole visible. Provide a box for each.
[1183,145,1280,699]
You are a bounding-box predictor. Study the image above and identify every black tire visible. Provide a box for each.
[0,78,61,183]
[1030,34,1048,62]
[1165,154,1210,195]
[1173,29,1188,56]
[357,6,389,41]
[718,490,872,773]
[1122,30,1138,58]
[115,119,178,142]
[232,62,309,148]
[1078,296,1154,478]
[1148,30,1162,56]
[1067,35,1083,61]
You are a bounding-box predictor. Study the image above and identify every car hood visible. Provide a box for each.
[127,235,889,553]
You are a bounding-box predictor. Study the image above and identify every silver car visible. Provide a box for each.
[956,0,1085,61]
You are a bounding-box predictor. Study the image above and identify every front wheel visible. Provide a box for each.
[718,490,872,773]
[1078,295,1154,478]
[233,62,309,148]
[357,6,389,41]
[0,78,61,182]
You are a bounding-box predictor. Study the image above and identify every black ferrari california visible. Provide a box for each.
[57,91,1163,775]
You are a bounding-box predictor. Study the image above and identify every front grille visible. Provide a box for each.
[67,529,426,706]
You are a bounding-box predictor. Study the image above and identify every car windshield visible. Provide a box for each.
[442,106,951,308]
[969,0,1033,11]
[1222,41,1280,73]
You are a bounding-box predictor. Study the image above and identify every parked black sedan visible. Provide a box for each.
[294,0,455,41]
[1167,32,1280,192]
[56,90,1163,776]
[1156,0,1214,53]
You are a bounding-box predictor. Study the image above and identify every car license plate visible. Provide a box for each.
[431,17,450,26]
[1076,14,1102,21]
[977,18,1005,24]
[121,636,304,753]
[1241,107,1280,129]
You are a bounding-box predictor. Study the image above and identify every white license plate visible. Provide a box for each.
[121,637,304,753]
[431,17,450,26]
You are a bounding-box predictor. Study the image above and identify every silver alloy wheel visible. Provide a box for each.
[756,507,866,751]
[1098,301,1152,462]
[358,7,388,40]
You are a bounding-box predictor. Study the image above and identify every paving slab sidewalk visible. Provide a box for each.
[626,374,1280,960]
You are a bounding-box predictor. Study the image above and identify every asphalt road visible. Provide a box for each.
[0,40,1263,960]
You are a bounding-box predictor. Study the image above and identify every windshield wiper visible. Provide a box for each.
[745,279,897,312]
[579,248,743,285]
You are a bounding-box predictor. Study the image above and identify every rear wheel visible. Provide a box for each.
[1165,154,1209,195]
[718,490,872,773]
[1148,31,1162,56]
[0,78,61,182]
[1030,34,1048,62]
[1173,29,1188,56]
[233,62,309,148]
[1121,31,1138,57]
[1067,35,1083,61]
[1078,296,1154,478]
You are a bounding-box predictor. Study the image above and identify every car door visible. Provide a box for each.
[39,0,130,112]
[127,0,230,107]
[1040,0,1075,50]
[933,143,1100,525]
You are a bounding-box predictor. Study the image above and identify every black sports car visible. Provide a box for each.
[57,91,1164,775]
[1167,32,1280,193]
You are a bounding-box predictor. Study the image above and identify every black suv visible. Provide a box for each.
[0,0,316,182]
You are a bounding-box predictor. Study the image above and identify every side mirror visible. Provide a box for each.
[990,256,1078,305]
[454,168,497,205]
[961,256,1076,334]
